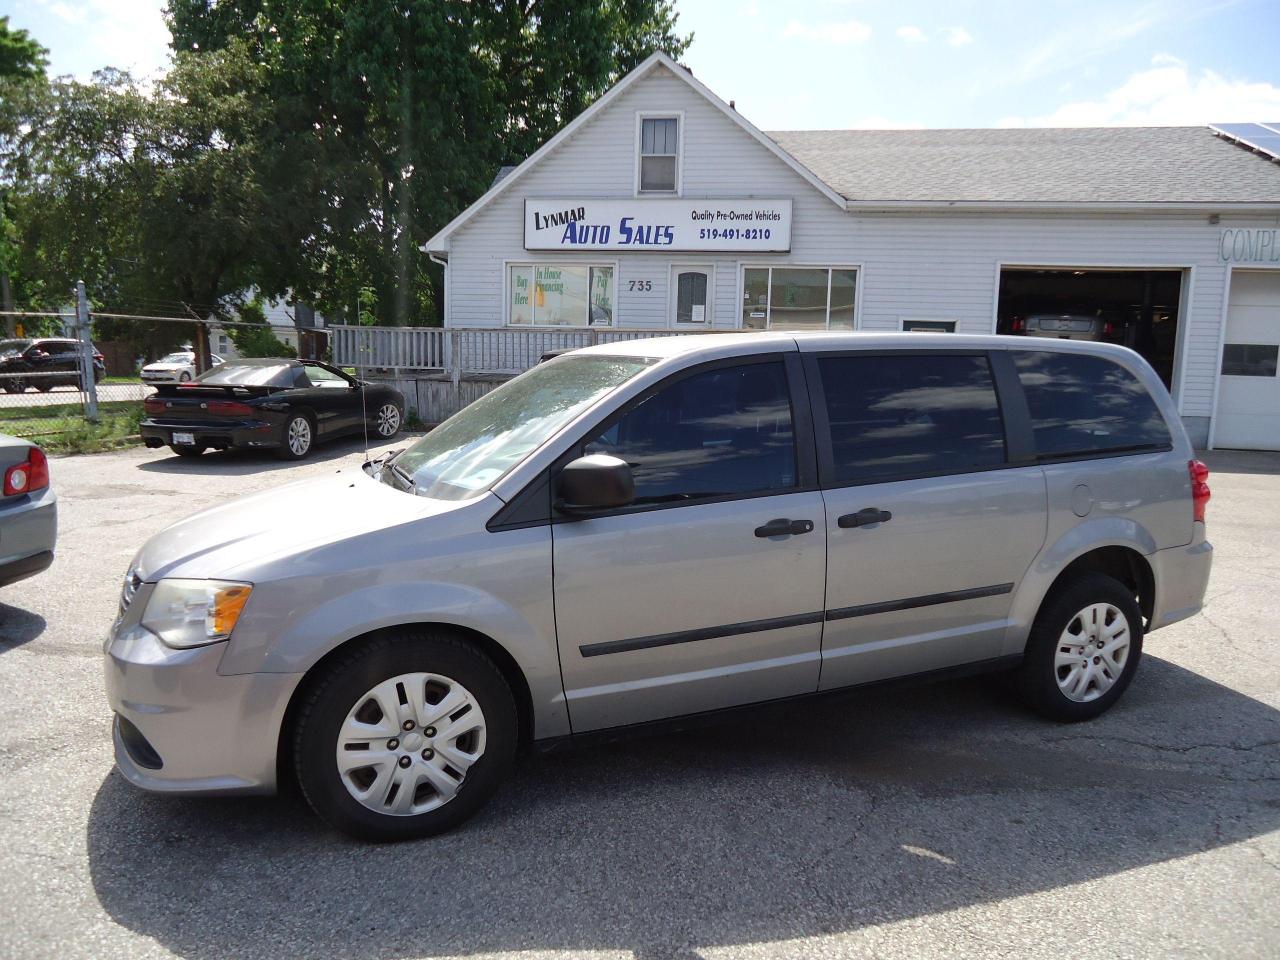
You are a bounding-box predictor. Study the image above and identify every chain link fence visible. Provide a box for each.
[0,303,151,452]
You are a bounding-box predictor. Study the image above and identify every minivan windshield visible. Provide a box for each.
[385,354,652,500]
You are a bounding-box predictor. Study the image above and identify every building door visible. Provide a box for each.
[670,266,712,325]
[1215,270,1280,451]
[552,357,826,732]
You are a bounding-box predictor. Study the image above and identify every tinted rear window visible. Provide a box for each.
[1012,351,1171,459]
[817,354,1006,484]
[196,363,296,387]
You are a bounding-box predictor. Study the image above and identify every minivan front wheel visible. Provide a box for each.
[293,632,517,841]
[1016,572,1143,721]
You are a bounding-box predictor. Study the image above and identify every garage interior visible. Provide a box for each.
[996,268,1183,389]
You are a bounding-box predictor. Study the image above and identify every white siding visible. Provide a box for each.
[443,63,1259,419]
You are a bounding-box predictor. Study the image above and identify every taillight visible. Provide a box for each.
[4,446,49,497]
[205,400,253,417]
[1189,459,1210,523]
[144,397,165,415]
[1103,321,1115,336]
[1011,317,1024,333]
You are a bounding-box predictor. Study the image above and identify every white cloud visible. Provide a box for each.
[33,0,170,80]
[999,56,1280,126]
[782,19,872,44]
[941,26,973,47]
[896,25,927,44]
[847,115,925,129]
[48,2,87,24]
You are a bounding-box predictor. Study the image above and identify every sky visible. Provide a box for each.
[5,0,1280,130]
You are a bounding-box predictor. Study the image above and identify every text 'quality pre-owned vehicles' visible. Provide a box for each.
[105,333,1213,841]
[139,358,405,459]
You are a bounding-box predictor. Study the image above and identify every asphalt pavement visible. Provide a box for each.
[0,382,152,409]
[0,441,1276,960]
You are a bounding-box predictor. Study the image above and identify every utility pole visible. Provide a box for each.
[182,302,213,374]
[75,281,98,422]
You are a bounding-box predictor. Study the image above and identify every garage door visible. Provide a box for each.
[1215,271,1280,451]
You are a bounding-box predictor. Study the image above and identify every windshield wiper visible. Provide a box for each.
[388,460,417,495]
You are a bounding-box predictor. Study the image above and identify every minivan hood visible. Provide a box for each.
[132,469,456,582]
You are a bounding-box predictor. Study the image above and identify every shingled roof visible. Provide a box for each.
[767,127,1280,204]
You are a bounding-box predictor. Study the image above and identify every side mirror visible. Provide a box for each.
[556,454,635,516]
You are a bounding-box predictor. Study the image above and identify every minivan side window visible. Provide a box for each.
[1012,351,1171,460]
[816,353,1006,484]
[584,361,796,504]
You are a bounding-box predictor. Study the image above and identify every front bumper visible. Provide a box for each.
[0,487,57,586]
[140,418,281,450]
[104,619,302,795]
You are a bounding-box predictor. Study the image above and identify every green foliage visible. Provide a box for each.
[0,16,47,81]
[3,1,691,338]
[166,0,691,326]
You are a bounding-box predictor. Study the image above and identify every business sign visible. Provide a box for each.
[1220,228,1280,264]
[524,198,792,252]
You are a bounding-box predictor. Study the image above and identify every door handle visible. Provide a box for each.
[838,508,893,528]
[754,518,815,538]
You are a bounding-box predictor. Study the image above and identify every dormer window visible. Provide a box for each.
[639,116,679,193]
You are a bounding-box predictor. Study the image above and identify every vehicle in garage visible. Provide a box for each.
[0,434,56,587]
[106,332,1213,841]
[1017,313,1115,342]
[141,350,224,385]
[0,338,106,393]
[139,358,404,460]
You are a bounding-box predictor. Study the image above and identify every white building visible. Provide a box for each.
[423,53,1280,451]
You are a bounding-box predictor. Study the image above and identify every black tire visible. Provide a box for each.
[4,377,26,394]
[170,444,206,458]
[275,412,315,460]
[1014,572,1144,722]
[292,631,518,842]
[36,382,53,393]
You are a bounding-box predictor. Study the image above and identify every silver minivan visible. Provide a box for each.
[105,333,1213,841]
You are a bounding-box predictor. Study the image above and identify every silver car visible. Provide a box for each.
[105,333,1213,841]
[1019,313,1114,341]
[0,435,56,586]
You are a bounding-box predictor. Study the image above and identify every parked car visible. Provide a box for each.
[0,338,105,393]
[140,351,224,385]
[1013,313,1117,342]
[139,357,404,460]
[106,333,1212,841]
[0,434,56,587]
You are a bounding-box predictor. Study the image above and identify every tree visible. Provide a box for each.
[3,42,315,351]
[0,17,49,330]
[166,1,692,326]
[0,16,47,81]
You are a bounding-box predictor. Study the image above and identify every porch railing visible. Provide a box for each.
[331,325,739,377]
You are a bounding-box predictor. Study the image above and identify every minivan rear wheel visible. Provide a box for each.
[293,631,518,842]
[1015,572,1143,721]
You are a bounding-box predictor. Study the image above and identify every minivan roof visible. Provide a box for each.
[577,330,1138,362]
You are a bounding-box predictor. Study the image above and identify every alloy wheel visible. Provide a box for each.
[376,403,401,437]
[287,416,312,456]
[335,672,487,816]
[1055,602,1131,702]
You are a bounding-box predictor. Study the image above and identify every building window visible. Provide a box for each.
[1221,343,1278,377]
[639,117,679,193]
[217,335,230,352]
[509,264,614,326]
[901,319,957,333]
[741,266,857,330]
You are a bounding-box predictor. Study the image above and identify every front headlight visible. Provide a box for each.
[141,579,254,649]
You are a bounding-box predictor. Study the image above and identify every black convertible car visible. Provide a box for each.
[141,358,405,460]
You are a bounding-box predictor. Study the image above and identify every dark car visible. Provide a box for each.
[0,338,106,393]
[140,358,405,460]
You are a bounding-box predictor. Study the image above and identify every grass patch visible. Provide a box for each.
[101,375,141,385]
[0,400,144,454]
